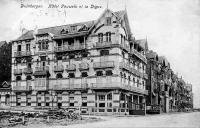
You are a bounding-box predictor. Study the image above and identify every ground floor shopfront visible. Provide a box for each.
[9,88,147,115]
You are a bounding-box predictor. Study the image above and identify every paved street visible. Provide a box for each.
[51,112,200,128]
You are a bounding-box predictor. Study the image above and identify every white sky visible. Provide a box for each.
[0,0,200,108]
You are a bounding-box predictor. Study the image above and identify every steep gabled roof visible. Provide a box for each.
[15,30,34,41]
[158,56,170,67]
[113,10,126,20]
[135,39,148,50]
[0,41,6,47]
[146,50,158,60]
[13,9,132,41]
[38,20,95,36]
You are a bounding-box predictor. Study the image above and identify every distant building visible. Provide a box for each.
[0,81,12,107]
[0,41,11,85]
[10,9,148,115]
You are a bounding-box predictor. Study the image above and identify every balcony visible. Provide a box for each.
[164,79,171,86]
[14,69,22,75]
[54,44,86,52]
[95,41,114,48]
[91,82,148,95]
[14,51,31,57]
[130,49,147,64]
[51,83,88,90]
[120,43,130,52]
[23,68,33,74]
[79,63,89,71]
[119,62,130,71]
[34,66,49,76]
[130,67,140,77]
[93,61,115,69]
[54,65,64,72]
[13,85,32,91]
[34,78,48,90]
[66,64,76,71]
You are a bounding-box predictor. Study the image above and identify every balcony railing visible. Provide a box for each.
[54,44,86,52]
[130,49,147,64]
[14,69,22,75]
[23,68,33,74]
[79,63,89,70]
[13,85,32,91]
[119,62,130,71]
[54,65,64,72]
[91,82,148,95]
[95,41,113,48]
[164,79,171,86]
[34,78,48,90]
[120,43,130,52]
[93,61,115,69]
[51,84,88,90]
[14,51,31,57]
[66,64,76,71]
[130,67,141,77]
[35,66,49,72]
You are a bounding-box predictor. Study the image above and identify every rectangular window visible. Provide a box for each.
[70,26,77,32]
[99,95,105,101]
[17,45,21,51]
[106,17,111,25]
[106,70,113,76]
[70,103,74,106]
[69,97,74,100]
[39,41,48,51]
[100,49,109,56]
[26,43,30,51]
[69,73,75,78]
[106,32,111,42]
[99,103,105,107]
[81,72,88,77]
[82,102,87,107]
[40,56,46,61]
[107,93,112,100]
[107,102,112,107]
[37,103,41,106]
[96,71,103,76]
[46,103,49,106]
[98,33,103,43]
[137,79,139,87]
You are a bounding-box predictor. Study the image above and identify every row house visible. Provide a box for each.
[10,9,148,115]
[146,50,193,114]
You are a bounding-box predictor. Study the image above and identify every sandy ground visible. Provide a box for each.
[6,112,200,128]
[52,112,200,128]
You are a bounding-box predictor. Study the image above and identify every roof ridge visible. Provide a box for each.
[38,20,95,30]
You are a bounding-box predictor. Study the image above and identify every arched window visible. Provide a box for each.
[98,33,103,43]
[106,32,111,42]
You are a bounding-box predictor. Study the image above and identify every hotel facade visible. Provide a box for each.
[10,9,148,115]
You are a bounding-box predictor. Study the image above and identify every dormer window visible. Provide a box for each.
[106,17,111,25]
[70,26,77,32]
[61,29,65,34]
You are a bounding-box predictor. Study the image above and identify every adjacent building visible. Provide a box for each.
[146,50,193,114]
[10,9,149,115]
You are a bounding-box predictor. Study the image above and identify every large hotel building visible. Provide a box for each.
[11,9,148,115]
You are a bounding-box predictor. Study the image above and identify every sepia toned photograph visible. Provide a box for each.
[0,0,199,127]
